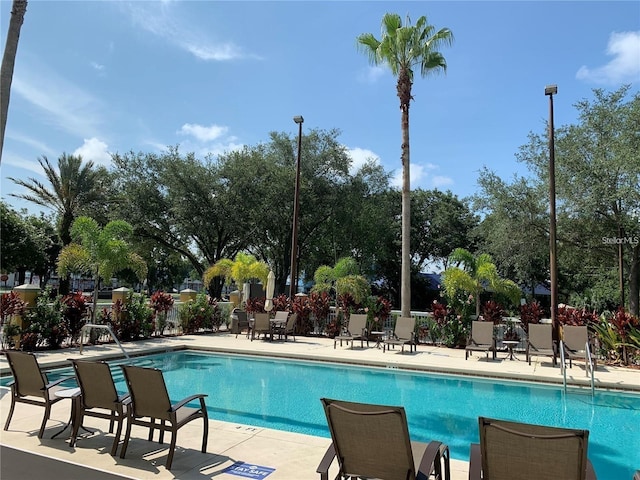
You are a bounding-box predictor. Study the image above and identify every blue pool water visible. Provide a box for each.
[4,350,639,479]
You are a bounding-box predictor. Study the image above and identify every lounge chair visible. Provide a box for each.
[3,351,71,438]
[274,312,297,341]
[119,365,208,470]
[562,325,597,375]
[334,313,368,349]
[469,416,597,480]
[465,321,496,360]
[69,358,130,455]
[634,470,640,480]
[251,312,273,341]
[317,398,450,480]
[526,323,557,366]
[383,316,417,353]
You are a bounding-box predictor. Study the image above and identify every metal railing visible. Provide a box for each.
[79,323,130,359]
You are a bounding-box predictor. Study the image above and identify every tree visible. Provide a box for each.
[357,13,454,317]
[516,86,640,315]
[412,189,478,271]
[9,153,110,293]
[203,252,269,294]
[0,0,27,164]
[442,248,521,316]
[57,216,147,322]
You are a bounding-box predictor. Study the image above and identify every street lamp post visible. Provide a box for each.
[289,115,304,297]
[545,85,558,338]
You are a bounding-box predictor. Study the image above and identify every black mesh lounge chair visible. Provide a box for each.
[526,323,557,366]
[334,313,369,349]
[465,321,496,360]
[69,359,130,455]
[317,398,450,480]
[562,325,597,375]
[119,365,208,470]
[3,351,70,438]
[383,316,418,353]
[469,416,597,480]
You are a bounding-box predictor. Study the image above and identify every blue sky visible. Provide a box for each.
[1,1,639,216]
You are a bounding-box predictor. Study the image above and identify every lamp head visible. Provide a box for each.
[293,115,304,124]
[545,85,558,96]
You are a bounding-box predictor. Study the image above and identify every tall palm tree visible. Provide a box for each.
[357,13,453,317]
[9,153,108,293]
[0,0,28,165]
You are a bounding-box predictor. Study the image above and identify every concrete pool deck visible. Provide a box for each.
[1,332,639,479]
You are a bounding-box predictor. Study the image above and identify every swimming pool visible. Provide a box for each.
[4,350,639,479]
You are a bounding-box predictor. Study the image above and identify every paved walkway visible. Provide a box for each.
[1,332,638,479]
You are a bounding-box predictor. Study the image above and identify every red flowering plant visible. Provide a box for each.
[0,291,27,332]
[292,295,312,334]
[61,291,89,344]
[364,295,392,332]
[519,300,543,333]
[150,291,175,335]
[557,306,598,327]
[245,296,265,315]
[309,291,331,333]
[272,294,291,314]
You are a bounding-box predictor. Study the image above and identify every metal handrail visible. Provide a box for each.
[79,323,130,359]
[585,340,595,396]
[559,339,567,393]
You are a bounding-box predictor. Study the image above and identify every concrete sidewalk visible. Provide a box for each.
[1,332,638,479]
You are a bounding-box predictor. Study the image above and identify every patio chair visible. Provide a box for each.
[317,398,450,480]
[334,313,368,349]
[119,364,208,470]
[562,325,597,375]
[69,358,130,455]
[469,416,597,480]
[274,313,297,341]
[231,309,250,338]
[465,321,496,360]
[251,313,273,341]
[634,470,640,480]
[526,323,557,366]
[3,351,71,438]
[383,316,417,353]
[273,310,289,322]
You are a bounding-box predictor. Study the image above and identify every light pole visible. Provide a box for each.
[289,115,304,297]
[545,85,558,338]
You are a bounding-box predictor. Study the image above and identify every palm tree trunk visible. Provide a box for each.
[399,74,411,318]
[0,0,27,165]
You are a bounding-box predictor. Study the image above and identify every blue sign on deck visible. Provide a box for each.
[223,462,275,479]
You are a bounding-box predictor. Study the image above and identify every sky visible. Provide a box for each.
[1,0,639,216]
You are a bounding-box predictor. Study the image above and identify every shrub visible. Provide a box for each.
[309,291,331,332]
[519,300,543,333]
[482,300,504,325]
[557,306,598,326]
[178,293,217,334]
[292,296,312,334]
[1,291,27,327]
[25,290,67,349]
[61,292,89,344]
[110,294,154,341]
[150,291,175,335]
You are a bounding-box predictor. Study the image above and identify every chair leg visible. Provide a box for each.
[111,416,124,456]
[39,404,51,438]
[201,415,208,453]
[166,430,177,470]
[119,418,133,459]
[3,396,16,431]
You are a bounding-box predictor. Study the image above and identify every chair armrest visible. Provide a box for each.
[171,393,208,412]
[316,442,336,480]
[468,443,481,480]
[46,375,75,389]
[416,440,450,480]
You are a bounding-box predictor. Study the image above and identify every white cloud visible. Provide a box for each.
[73,138,112,166]
[358,66,386,83]
[390,163,452,190]
[13,56,104,138]
[6,132,57,157]
[576,31,640,85]
[123,2,249,61]
[3,153,44,176]
[91,61,105,72]
[178,123,229,142]
[347,147,380,174]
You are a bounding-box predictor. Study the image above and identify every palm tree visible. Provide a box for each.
[203,252,269,302]
[357,13,453,317]
[57,216,147,322]
[9,154,108,245]
[0,0,28,165]
[9,153,109,293]
[442,248,521,316]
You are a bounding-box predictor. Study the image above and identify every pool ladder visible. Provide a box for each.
[79,324,130,359]
[559,340,595,397]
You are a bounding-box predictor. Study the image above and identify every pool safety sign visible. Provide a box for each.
[224,462,275,479]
